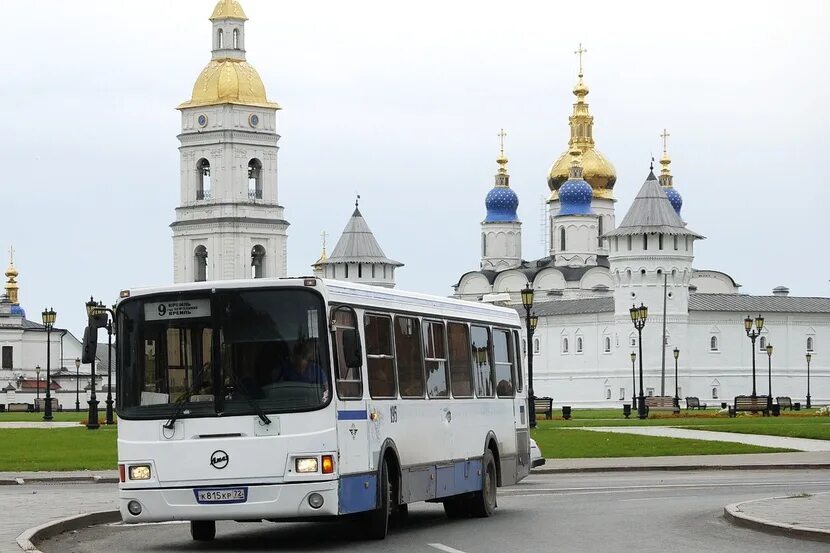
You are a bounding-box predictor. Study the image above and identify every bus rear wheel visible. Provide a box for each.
[190,520,216,541]
[468,449,497,517]
[364,459,391,539]
[442,496,468,519]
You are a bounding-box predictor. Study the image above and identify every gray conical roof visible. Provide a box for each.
[320,208,403,266]
[604,172,703,238]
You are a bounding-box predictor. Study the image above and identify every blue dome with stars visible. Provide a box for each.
[558,176,593,216]
[484,186,519,223]
[665,186,683,215]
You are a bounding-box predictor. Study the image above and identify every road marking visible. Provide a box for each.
[618,496,689,502]
[429,543,468,553]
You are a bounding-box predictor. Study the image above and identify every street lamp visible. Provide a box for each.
[766,344,772,412]
[743,314,764,398]
[35,365,41,409]
[630,351,637,411]
[85,296,101,430]
[74,357,81,412]
[521,284,538,428]
[673,347,680,407]
[41,307,57,421]
[630,303,648,419]
[92,302,116,425]
[806,352,812,409]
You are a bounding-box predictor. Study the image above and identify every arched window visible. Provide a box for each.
[673,236,678,250]
[710,336,718,351]
[197,159,211,200]
[576,337,583,353]
[562,338,569,353]
[560,227,566,251]
[232,28,239,49]
[606,388,612,400]
[533,338,540,354]
[194,246,208,282]
[627,236,632,251]
[358,263,363,278]
[248,159,262,199]
[807,337,814,352]
[598,217,603,246]
[604,337,611,353]
[217,29,224,49]
[643,234,648,250]
[759,336,766,351]
[250,245,265,278]
[658,234,664,250]
[345,264,349,278]
[481,233,486,256]
[712,387,719,399]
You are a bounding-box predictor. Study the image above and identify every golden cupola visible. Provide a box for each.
[178,0,279,110]
[547,45,616,201]
[5,248,19,305]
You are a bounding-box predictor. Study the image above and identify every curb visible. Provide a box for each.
[724,498,830,543]
[1,476,119,485]
[16,510,122,552]
[532,463,830,474]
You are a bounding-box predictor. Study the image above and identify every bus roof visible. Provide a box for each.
[119,278,521,327]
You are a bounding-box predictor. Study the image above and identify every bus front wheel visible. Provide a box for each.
[190,520,216,541]
[364,459,391,539]
[468,449,497,517]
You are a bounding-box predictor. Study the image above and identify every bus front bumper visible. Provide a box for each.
[120,480,339,522]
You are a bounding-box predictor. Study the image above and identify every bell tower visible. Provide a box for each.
[172,0,289,283]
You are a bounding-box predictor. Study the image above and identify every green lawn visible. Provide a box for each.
[0,427,117,471]
[0,412,90,423]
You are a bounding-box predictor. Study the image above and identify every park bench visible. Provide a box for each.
[7,402,32,413]
[644,395,680,414]
[34,398,62,413]
[534,396,553,420]
[776,396,793,411]
[730,395,770,417]
[685,396,707,410]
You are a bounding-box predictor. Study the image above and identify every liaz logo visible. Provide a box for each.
[210,450,229,469]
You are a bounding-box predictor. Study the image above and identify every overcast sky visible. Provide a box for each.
[2,0,828,338]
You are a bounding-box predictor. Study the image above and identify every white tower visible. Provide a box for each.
[481,131,522,271]
[172,0,288,283]
[552,150,599,267]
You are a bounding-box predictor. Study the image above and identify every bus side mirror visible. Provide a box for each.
[341,328,362,369]
[81,326,98,364]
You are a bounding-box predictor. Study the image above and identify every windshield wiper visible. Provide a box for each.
[163,388,198,430]
[226,371,272,426]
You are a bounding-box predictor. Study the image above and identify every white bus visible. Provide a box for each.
[105,277,530,541]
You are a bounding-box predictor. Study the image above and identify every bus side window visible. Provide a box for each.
[513,330,523,393]
[395,316,424,398]
[365,314,396,399]
[447,322,473,397]
[493,329,515,397]
[331,307,363,399]
[423,320,449,398]
[471,325,494,397]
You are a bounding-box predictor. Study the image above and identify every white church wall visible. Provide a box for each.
[690,271,740,294]
[493,270,528,295]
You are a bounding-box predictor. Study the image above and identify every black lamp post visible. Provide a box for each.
[74,357,81,412]
[85,297,101,430]
[521,284,538,428]
[806,352,812,409]
[41,307,56,421]
[630,351,637,411]
[35,365,41,409]
[673,347,680,407]
[630,303,648,419]
[92,302,116,425]
[743,314,764,398]
[766,344,772,413]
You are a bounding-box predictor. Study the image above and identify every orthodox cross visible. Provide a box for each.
[355,193,360,208]
[320,231,328,253]
[498,128,507,157]
[660,128,671,153]
[7,245,13,265]
[574,43,587,75]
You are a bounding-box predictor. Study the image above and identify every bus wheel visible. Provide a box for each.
[364,459,391,539]
[469,449,497,517]
[442,496,468,519]
[190,520,216,541]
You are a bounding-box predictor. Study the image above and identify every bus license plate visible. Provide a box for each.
[194,487,247,504]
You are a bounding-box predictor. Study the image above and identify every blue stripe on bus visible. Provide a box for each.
[337,410,367,420]
[339,473,377,514]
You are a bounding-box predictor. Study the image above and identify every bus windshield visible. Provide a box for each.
[117,288,330,420]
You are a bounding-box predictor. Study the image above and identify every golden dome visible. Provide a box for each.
[548,146,616,200]
[178,59,280,109]
[210,0,247,21]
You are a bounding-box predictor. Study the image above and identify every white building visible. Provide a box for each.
[454,62,828,407]
[172,0,288,283]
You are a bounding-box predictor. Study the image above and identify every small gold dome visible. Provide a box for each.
[178,59,280,109]
[210,0,247,21]
[548,146,616,200]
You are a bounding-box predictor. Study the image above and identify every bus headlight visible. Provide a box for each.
[295,458,319,473]
[129,465,152,480]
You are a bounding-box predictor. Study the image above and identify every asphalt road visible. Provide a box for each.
[39,470,830,553]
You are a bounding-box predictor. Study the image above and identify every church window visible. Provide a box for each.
[710,336,719,351]
[194,245,208,282]
[615,237,619,251]
[560,228,566,251]
[481,233,486,257]
[606,388,612,400]
[598,217,603,246]
[619,387,625,400]
[233,28,239,49]
[712,387,719,399]
[807,337,814,352]
[383,266,387,279]
[1,346,12,369]
[562,338,569,353]
[196,159,211,200]
[673,236,678,250]
[685,236,689,250]
[658,234,664,250]
[604,337,611,353]
[248,159,262,199]
[627,236,632,251]
[358,264,362,278]
[759,336,766,351]
[576,337,583,353]
[533,338,540,354]
[250,245,265,278]
[372,265,376,278]
[217,29,224,49]
[643,234,648,250]
[345,264,349,278]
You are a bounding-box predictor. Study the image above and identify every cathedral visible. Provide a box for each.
[453,51,828,407]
